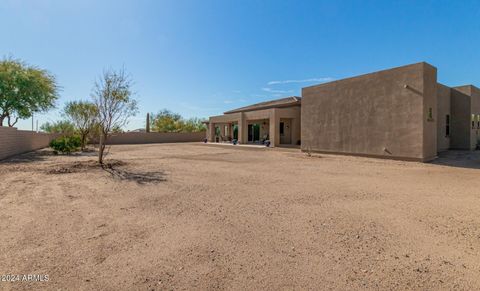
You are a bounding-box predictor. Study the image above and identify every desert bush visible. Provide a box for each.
[40,120,75,136]
[49,135,82,154]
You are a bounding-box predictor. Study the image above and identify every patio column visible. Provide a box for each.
[208,121,215,142]
[231,123,235,140]
[220,123,227,141]
[269,108,280,147]
[238,113,246,144]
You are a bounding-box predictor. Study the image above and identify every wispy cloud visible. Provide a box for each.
[267,77,334,86]
[223,98,247,104]
[261,87,294,94]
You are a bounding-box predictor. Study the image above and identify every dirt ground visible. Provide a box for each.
[1,143,480,290]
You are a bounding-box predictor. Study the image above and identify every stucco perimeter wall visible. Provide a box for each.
[93,132,206,145]
[0,127,58,160]
[301,62,437,161]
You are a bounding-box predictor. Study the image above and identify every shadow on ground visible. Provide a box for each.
[47,159,166,184]
[430,150,480,169]
[2,149,98,164]
[101,163,167,184]
[2,150,52,164]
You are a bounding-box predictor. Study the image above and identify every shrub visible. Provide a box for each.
[49,135,82,154]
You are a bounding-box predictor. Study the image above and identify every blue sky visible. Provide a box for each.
[1,0,480,130]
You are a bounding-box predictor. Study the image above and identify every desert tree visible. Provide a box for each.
[0,57,58,127]
[182,117,207,132]
[92,68,137,164]
[150,109,207,132]
[40,120,75,136]
[64,100,98,150]
[150,109,183,132]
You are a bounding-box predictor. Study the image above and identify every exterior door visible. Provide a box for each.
[280,120,291,144]
[248,124,260,142]
[233,124,238,140]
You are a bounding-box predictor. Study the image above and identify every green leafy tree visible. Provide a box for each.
[64,101,98,150]
[150,109,206,132]
[182,117,207,132]
[0,57,59,127]
[150,109,184,132]
[40,120,75,136]
[92,68,138,164]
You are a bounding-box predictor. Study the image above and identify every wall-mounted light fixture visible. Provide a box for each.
[403,84,423,96]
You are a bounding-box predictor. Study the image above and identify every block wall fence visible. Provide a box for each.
[0,127,59,160]
[89,131,206,145]
[1,129,206,160]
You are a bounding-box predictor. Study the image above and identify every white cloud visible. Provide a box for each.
[261,87,294,94]
[223,98,247,104]
[267,77,334,85]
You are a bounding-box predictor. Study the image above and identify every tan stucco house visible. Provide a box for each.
[206,62,480,162]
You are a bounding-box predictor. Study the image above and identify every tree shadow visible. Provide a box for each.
[101,163,167,184]
[46,159,167,184]
[2,148,97,164]
[2,150,52,164]
[430,150,480,170]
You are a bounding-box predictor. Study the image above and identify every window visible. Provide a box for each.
[472,114,475,129]
[279,122,284,135]
[428,108,433,121]
[477,115,480,129]
[445,114,450,137]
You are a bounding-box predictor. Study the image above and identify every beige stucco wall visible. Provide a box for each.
[449,88,471,149]
[436,83,451,152]
[422,64,438,160]
[473,87,480,148]
[301,62,437,161]
[91,132,206,145]
[0,127,59,160]
[468,86,480,149]
[459,85,480,149]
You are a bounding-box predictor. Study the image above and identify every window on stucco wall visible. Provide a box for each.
[428,108,434,121]
[446,115,450,137]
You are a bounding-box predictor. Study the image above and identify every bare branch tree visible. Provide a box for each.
[91,68,138,164]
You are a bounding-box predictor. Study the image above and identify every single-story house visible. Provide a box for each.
[205,62,480,161]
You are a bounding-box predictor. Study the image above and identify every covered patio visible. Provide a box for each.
[205,97,301,147]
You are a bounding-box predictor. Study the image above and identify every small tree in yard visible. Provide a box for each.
[64,101,98,151]
[92,68,137,164]
[40,120,75,136]
[150,109,183,132]
[150,109,206,132]
[0,57,58,126]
